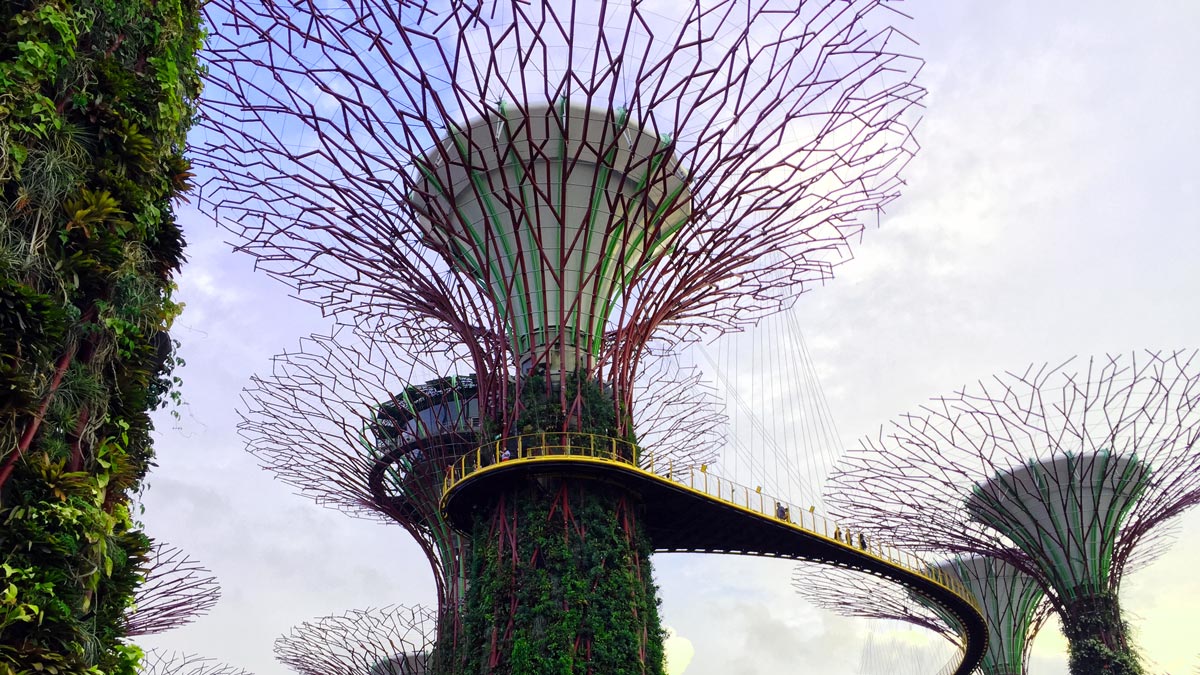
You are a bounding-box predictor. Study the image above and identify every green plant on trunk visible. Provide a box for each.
[452,483,665,675]
[503,368,629,441]
[0,0,202,671]
[445,372,665,675]
[1060,593,1144,675]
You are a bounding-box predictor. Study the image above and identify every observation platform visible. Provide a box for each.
[442,434,988,675]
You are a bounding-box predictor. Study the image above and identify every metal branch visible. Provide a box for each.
[137,651,252,675]
[792,563,960,644]
[124,542,221,636]
[274,605,437,675]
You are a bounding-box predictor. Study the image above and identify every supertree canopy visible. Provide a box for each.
[965,454,1148,603]
[123,542,221,637]
[828,350,1200,675]
[198,0,923,419]
[793,564,962,645]
[199,1,924,673]
[274,605,436,675]
[137,651,252,675]
[929,556,1049,675]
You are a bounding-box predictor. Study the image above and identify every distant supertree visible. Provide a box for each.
[793,564,960,644]
[829,350,1200,675]
[928,556,1051,675]
[137,650,252,675]
[199,1,923,673]
[124,543,221,636]
[799,554,1055,675]
[856,630,955,675]
[274,605,437,675]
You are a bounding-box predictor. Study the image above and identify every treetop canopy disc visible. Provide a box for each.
[414,102,691,372]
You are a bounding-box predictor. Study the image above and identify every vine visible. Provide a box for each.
[1060,593,1145,675]
[452,484,666,675]
[447,371,665,675]
[503,368,628,441]
[0,0,202,672]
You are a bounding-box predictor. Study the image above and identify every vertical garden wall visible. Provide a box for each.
[0,0,202,672]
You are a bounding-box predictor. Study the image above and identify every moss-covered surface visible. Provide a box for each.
[0,0,202,671]
[1060,592,1144,675]
[438,372,664,675]
[503,367,629,441]
[447,481,665,675]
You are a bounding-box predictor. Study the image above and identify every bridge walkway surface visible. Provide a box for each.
[441,434,987,675]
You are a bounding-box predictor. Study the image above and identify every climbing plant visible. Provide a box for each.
[1060,593,1145,675]
[444,371,665,675]
[0,0,202,672]
[506,368,626,440]
[452,484,666,675]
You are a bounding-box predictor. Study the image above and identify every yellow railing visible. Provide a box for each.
[442,433,638,491]
[442,434,982,623]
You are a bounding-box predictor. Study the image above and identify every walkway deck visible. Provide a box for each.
[441,435,987,675]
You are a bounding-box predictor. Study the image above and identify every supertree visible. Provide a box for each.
[855,629,956,675]
[796,554,1053,675]
[137,650,252,675]
[927,556,1051,675]
[198,1,924,672]
[828,349,1200,675]
[123,542,221,637]
[274,605,437,675]
[792,564,962,645]
[239,325,724,652]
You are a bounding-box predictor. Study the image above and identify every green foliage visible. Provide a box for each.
[508,368,626,440]
[0,451,151,674]
[1060,592,1144,675]
[443,373,657,673]
[448,483,666,675]
[0,277,68,416]
[1,0,202,670]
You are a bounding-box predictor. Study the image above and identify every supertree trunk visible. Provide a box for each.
[450,481,663,675]
[929,556,1049,675]
[1059,593,1143,675]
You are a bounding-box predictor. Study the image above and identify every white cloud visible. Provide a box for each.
[663,626,695,675]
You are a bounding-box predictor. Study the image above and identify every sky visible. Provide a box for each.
[136,1,1200,673]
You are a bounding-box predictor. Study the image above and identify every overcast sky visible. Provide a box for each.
[136,1,1200,673]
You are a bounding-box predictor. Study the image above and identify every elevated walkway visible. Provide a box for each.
[442,434,988,675]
